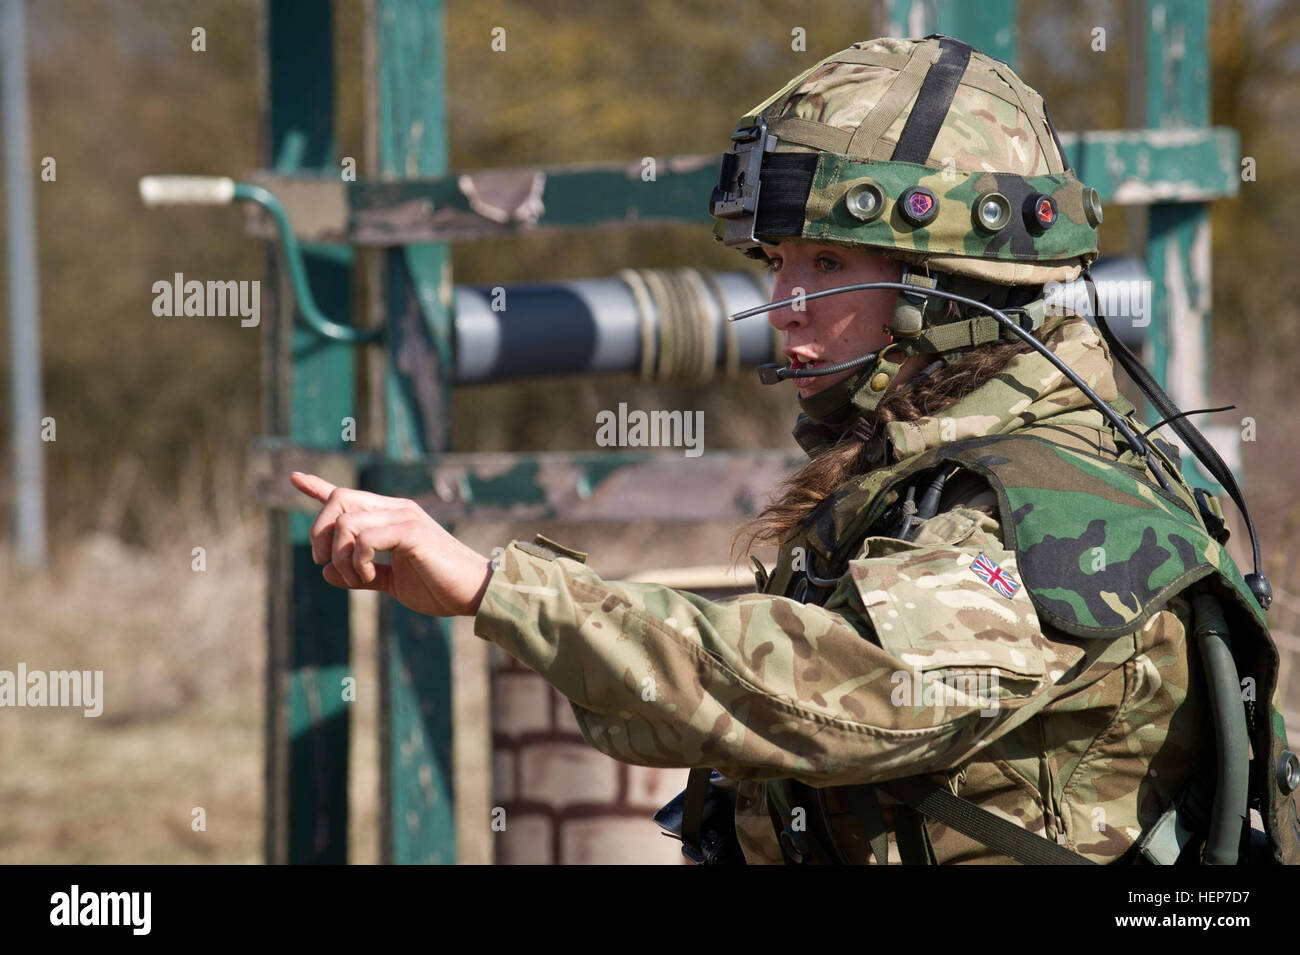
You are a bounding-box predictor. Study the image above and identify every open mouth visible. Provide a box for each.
[791,357,828,375]
[789,357,829,390]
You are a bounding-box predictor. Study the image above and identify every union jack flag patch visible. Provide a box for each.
[972,553,1019,598]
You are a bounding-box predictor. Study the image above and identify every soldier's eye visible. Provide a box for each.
[816,256,841,272]
[763,256,782,274]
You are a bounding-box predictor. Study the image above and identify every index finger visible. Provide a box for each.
[291,471,337,503]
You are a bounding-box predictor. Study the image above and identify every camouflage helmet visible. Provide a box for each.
[709,35,1105,430]
[709,35,1103,285]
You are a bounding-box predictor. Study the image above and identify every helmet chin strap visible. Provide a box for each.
[794,343,909,431]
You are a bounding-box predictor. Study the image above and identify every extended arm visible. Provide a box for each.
[475,507,1081,786]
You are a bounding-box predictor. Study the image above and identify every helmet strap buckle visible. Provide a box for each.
[849,342,909,415]
[890,265,940,338]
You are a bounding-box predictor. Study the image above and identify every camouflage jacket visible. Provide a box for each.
[473,313,1219,864]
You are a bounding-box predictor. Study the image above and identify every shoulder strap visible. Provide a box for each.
[891,802,939,865]
[875,776,1097,865]
[842,785,892,865]
[682,767,711,855]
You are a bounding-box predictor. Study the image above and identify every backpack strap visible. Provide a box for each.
[875,776,1097,865]
[892,803,939,865]
[681,766,712,856]
[842,785,892,865]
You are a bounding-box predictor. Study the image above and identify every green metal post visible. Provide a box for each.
[882,0,1017,63]
[1144,0,1229,490]
[371,0,457,864]
[264,0,355,864]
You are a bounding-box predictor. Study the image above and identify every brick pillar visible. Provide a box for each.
[489,642,690,864]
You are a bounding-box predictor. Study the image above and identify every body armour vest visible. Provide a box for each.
[758,427,1300,865]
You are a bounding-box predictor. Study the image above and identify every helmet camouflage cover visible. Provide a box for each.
[710,35,1103,286]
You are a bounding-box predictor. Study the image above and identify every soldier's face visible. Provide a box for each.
[761,241,904,398]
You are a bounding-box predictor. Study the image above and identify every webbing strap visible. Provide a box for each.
[752,153,819,238]
[942,67,1035,104]
[890,37,973,164]
[825,49,913,70]
[986,58,1062,174]
[765,116,852,154]
[910,293,1046,357]
[769,68,1035,161]
[844,785,892,865]
[682,767,712,855]
[849,352,905,416]
[846,42,940,160]
[746,56,837,123]
[918,315,1004,353]
[892,803,938,865]
[876,776,1097,865]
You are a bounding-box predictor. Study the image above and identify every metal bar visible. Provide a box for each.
[236,182,379,343]
[138,175,377,344]
[248,438,807,521]
[1057,128,1238,205]
[2,0,47,571]
[1143,0,1235,490]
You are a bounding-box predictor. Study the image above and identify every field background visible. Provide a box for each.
[1,0,1298,863]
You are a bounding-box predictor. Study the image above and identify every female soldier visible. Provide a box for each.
[292,36,1297,865]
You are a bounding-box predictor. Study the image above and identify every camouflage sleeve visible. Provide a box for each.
[473,507,1082,787]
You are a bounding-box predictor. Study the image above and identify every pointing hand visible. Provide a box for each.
[289,471,494,617]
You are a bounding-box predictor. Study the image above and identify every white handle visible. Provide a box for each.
[138,175,236,207]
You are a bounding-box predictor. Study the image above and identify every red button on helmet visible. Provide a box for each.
[898,186,939,227]
[1023,193,1058,234]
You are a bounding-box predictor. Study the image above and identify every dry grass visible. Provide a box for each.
[0,423,270,863]
[0,519,265,863]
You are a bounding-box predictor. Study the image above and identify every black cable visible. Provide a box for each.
[1141,404,1236,439]
[757,347,883,383]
